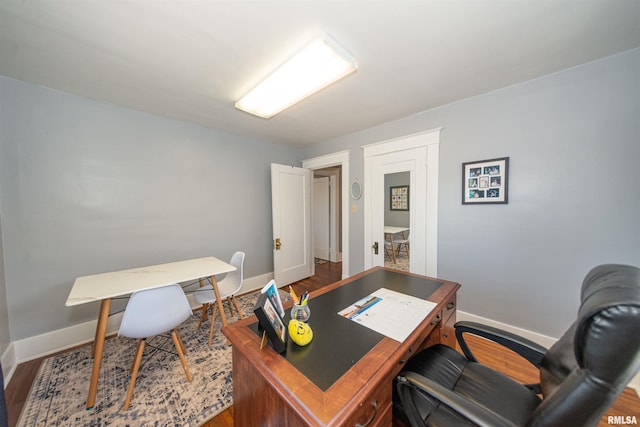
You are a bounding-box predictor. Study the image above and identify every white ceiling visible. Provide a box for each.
[1,1,640,147]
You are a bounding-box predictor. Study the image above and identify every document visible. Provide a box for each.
[338,288,437,342]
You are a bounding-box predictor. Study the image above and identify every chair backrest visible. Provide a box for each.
[218,251,245,295]
[119,283,192,339]
[532,264,640,427]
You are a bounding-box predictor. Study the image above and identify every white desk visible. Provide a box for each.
[384,226,410,263]
[66,256,236,409]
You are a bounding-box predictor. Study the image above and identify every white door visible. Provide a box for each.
[371,153,421,270]
[313,177,330,261]
[271,163,312,285]
[363,129,440,277]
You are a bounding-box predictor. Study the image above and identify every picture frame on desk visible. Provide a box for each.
[254,293,287,354]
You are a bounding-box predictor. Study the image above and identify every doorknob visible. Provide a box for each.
[274,238,282,250]
[372,241,379,255]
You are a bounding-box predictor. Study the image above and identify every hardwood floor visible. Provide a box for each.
[5,261,640,426]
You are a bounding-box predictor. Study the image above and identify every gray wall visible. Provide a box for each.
[0,76,298,340]
[301,48,640,339]
[0,216,8,356]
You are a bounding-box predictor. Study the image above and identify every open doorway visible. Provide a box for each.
[302,150,350,279]
[313,167,341,265]
[384,172,410,272]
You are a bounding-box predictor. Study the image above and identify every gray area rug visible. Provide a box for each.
[385,251,409,272]
[18,290,288,426]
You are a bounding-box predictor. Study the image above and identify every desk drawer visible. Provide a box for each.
[442,294,456,323]
[441,295,456,347]
[342,379,391,427]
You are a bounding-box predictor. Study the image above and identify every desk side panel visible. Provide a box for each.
[233,345,311,426]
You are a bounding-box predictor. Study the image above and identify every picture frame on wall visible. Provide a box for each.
[390,185,409,211]
[462,157,509,204]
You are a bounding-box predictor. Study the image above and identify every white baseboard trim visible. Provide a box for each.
[12,312,125,368]
[2,343,16,387]
[239,272,274,295]
[457,310,640,396]
[457,310,557,348]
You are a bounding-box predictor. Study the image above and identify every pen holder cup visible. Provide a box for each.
[291,303,311,323]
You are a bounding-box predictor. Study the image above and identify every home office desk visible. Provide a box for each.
[223,267,460,426]
[66,256,236,409]
[384,226,410,263]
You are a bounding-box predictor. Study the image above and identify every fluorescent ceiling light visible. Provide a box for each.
[235,34,357,118]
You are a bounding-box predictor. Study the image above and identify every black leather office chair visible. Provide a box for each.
[394,264,640,427]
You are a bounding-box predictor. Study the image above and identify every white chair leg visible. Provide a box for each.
[171,329,192,382]
[231,295,244,319]
[208,304,218,346]
[124,339,145,410]
[198,303,209,329]
[226,297,235,316]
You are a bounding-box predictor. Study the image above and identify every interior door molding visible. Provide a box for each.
[363,128,441,277]
[302,150,350,279]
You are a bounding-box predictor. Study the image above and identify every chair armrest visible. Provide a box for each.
[455,321,547,368]
[397,372,519,427]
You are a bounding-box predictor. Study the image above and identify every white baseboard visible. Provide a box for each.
[2,343,16,387]
[457,310,640,396]
[457,310,557,348]
[239,272,274,295]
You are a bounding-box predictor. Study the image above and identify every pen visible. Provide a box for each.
[289,286,299,304]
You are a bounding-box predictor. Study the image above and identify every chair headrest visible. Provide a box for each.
[574,264,640,382]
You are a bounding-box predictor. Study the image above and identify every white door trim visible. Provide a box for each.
[363,128,441,277]
[302,150,350,279]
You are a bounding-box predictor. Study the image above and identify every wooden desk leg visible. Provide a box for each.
[87,298,111,409]
[210,276,228,329]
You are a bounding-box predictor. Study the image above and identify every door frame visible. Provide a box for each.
[312,176,331,261]
[302,150,350,279]
[363,128,440,277]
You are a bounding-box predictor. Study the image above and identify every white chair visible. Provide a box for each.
[384,241,395,262]
[395,233,410,258]
[195,251,245,345]
[119,283,193,410]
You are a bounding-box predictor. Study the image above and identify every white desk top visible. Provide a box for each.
[384,226,410,234]
[66,256,235,306]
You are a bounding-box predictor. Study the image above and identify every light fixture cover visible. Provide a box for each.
[235,34,357,118]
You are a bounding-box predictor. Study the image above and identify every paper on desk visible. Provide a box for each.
[337,288,437,342]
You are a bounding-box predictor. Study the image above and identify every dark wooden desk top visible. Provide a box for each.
[248,268,445,390]
[223,267,461,426]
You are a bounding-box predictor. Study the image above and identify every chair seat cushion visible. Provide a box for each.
[395,344,541,426]
[193,284,217,304]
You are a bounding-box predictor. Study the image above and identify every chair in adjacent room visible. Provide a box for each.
[394,264,640,427]
[384,241,396,262]
[119,283,193,410]
[195,251,245,345]
[395,233,410,259]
